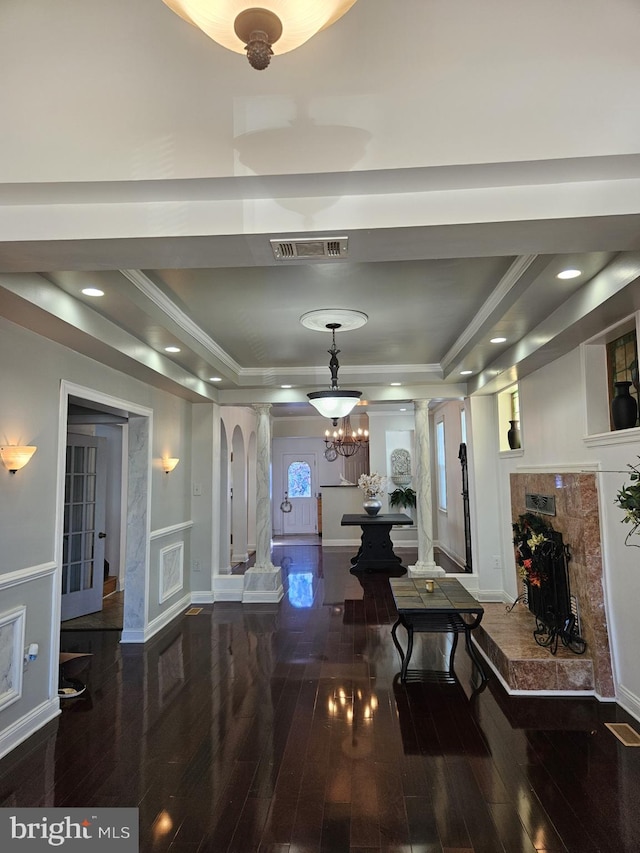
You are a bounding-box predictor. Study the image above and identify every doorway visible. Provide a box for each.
[282,453,318,535]
[57,381,152,642]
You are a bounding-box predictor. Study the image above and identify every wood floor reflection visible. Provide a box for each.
[2,542,640,852]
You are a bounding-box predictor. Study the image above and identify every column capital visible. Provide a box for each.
[412,399,432,411]
[252,403,272,416]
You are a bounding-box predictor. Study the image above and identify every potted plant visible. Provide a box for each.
[614,457,640,546]
[388,486,416,510]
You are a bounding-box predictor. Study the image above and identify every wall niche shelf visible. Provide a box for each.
[582,311,639,437]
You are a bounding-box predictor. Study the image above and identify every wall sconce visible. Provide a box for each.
[0,445,37,474]
[162,457,180,474]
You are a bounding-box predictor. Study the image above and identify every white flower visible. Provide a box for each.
[358,472,386,497]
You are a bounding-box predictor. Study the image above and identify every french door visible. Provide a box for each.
[61,434,107,621]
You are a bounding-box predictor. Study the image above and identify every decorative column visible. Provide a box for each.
[243,404,283,603]
[409,399,443,576]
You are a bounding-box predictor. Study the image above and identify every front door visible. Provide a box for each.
[282,453,317,535]
[61,434,107,621]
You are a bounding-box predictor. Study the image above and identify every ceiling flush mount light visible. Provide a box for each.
[162,457,180,474]
[307,322,362,424]
[557,268,582,280]
[324,416,368,459]
[1,445,37,474]
[81,287,104,297]
[460,370,473,375]
[164,346,181,353]
[162,1,358,70]
[490,337,507,344]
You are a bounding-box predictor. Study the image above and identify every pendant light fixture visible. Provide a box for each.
[324,415,368,459]
[162,1,358,70]
[307,322,362,424]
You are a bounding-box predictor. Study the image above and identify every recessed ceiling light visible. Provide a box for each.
[490,337,507,344]
[281,384,292,389]
[209,376,222,382]
[390,382,402,386]
[82,287,104,297]
[399,408,407,412]
[557,269,581,280]
[460,370,473,375]
[164,346,181,353]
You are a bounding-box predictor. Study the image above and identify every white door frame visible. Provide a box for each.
[52,382,153,694]
[282,452,318,535]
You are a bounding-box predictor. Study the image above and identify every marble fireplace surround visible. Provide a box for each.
[503,472,615,698]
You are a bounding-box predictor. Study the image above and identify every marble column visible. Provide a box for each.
[409,399,443,577]
[243,404,283,603]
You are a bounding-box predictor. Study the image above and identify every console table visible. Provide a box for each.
[341,513,413,572]
[390,577,487,683]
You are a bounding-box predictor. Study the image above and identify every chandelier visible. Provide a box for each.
[162,1,358,70]
[307,322,362,423]
[324,415,368,459]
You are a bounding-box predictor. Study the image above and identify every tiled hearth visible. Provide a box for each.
[474,602,596,693]
[474,470,615,698]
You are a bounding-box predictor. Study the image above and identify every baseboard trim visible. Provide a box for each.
[242,586,284,604]
[213,576,244,601]
[120,592,191,644]
[0,698,60,761]
[617,683,640,723]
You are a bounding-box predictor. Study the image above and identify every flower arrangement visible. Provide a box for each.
[614,457,640,547]
[358,472,386,498]
[512,512,555,588]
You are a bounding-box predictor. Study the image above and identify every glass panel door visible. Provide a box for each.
[61,434,107,621]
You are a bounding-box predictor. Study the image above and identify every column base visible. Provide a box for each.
[408,561,445,578]
[242,565,284,603]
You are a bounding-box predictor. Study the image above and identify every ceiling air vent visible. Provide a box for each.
[270,237,348,260]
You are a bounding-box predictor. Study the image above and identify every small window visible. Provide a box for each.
[436,420,447,511]
[287,461,311,498]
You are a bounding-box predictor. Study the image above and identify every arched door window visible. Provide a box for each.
[288,461,311,498]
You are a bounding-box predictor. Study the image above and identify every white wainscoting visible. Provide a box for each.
[0,606,26,713]
[159,542,184,604]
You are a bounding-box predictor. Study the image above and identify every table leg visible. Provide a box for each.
[391,619,404,660]
[391,618,414,682]
[448,631,459,678]
[464,627,488,683]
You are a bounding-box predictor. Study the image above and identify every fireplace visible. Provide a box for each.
[509,472,614,698]
[512,512,586,655]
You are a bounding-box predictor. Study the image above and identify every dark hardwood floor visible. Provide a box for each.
[2,542,640,852]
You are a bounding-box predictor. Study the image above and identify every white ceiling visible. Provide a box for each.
[1,0,640,414]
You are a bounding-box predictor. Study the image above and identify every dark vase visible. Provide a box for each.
[611,381,638,430]
[507,420,521,449]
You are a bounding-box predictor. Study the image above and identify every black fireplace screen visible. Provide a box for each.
[512,512,586,655]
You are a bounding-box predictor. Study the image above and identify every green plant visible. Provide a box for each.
[388,486,416,509]
[615,457,640,547]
